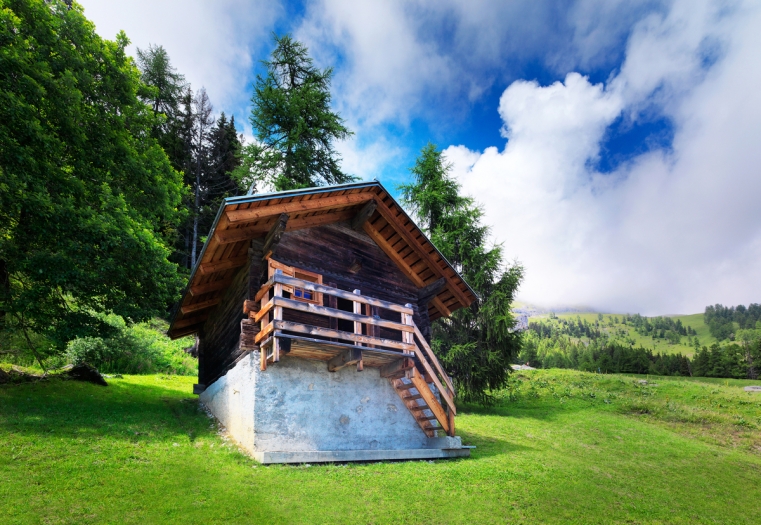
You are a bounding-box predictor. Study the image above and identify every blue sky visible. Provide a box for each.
[81,0,761,314]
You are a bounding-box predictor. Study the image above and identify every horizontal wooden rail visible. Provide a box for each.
[256,273,414,314]
[407,338,456,416]
[257,319,415,352]
[413,324,455,395]
[255,296,414,332]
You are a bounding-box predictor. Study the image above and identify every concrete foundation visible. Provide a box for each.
[199,351,470,462]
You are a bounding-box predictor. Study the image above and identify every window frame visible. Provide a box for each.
[268,259,323,305]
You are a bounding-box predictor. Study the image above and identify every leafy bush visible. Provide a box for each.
[66,317,196,375]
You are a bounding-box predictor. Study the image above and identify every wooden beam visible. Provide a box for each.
[225,193,374,223]
[418,277,446,305]
[262,213,289,260]
[266,273,414,314]
[327,348,362,372]
[169,326,201,339]
[264,296,413,332]
[272,320,414,351]
[413,324,455,395]
[198,255,248,276]
[172,313,209,330]
[214,209,357,244]
[255,321,275,344]
[243,299,258,315]
[180,298,221,314]
[364,220,451,318]
[351,200,377,231]
[379,357,415,378]
[374,200,473,309]
[190,278,233,297]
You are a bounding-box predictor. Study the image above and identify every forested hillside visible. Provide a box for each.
[519,304,761,379]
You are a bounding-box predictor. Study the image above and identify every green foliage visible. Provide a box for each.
[66,317,196,375]
[401,144,524,404]
[523,313,761,379]
[0,0,185,363]
[237,34,355,192]
[704,303,761,340]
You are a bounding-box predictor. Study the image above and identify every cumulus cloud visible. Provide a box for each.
[79,0,280,120]
[448,0,761,314]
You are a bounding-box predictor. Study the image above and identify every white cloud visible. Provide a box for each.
[448,0,761,314]
[79,0,280,120]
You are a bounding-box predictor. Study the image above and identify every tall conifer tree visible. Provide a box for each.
[401,144,524,403]
[237,34,354,192]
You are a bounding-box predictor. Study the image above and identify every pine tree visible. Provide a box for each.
[237,34,355,192]
[135,44,188,167]
[190,88,215,268]
[400,143,524,404]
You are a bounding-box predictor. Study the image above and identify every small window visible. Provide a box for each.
[268,259,322,304]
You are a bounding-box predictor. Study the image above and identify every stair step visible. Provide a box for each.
[396,382,416,391]
[409,405,430,412]
[417,415,438,421]
[403,394,423,401]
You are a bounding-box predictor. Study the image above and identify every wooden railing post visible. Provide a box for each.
[272,271,284,363]
[402,304,414,356]
[352,289,364,371]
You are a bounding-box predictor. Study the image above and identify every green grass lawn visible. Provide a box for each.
[2,370,761,524]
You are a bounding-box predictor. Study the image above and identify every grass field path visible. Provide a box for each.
[1,372,760,524]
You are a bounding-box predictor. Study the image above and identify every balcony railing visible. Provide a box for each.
[247,270,457,436]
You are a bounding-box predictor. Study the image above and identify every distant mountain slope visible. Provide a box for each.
[523,311,717,357]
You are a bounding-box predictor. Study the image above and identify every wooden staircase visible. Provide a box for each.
[390,368,452,437]
[387,324,457,438]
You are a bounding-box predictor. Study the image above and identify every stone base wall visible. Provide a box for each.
[200,352,433,454]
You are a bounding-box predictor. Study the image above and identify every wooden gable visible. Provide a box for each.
[168,182,477,339]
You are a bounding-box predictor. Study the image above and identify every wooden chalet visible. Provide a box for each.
[169,181,476,463]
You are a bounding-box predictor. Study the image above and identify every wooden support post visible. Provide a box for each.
[402,303,415,355]
[369,305,380,348]
[272,277,283,363]
[327,282,338,341]
[353,289,364,371]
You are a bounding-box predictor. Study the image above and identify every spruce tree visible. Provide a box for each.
[238,34,355,192]
[400,144,524,404]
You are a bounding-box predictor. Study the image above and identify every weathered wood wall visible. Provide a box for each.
[199,220,432,387]
[268,222,430,339]
[198,259,251,386]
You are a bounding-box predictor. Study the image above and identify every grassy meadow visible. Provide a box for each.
[2,369,761,524]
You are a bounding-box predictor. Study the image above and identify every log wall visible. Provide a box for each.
[198,259,252,386]
[199,221,431,387]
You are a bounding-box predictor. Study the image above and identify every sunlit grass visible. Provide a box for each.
[1,370,760,524]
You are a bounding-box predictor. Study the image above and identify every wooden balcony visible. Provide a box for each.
[247,270,458,437]
[251,270,416,369]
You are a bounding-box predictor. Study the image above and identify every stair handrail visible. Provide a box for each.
[412,324,455,395]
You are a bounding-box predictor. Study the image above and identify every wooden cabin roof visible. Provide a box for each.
[168,181,478,339]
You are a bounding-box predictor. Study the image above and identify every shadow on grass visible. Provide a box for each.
[0,377,214,445]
